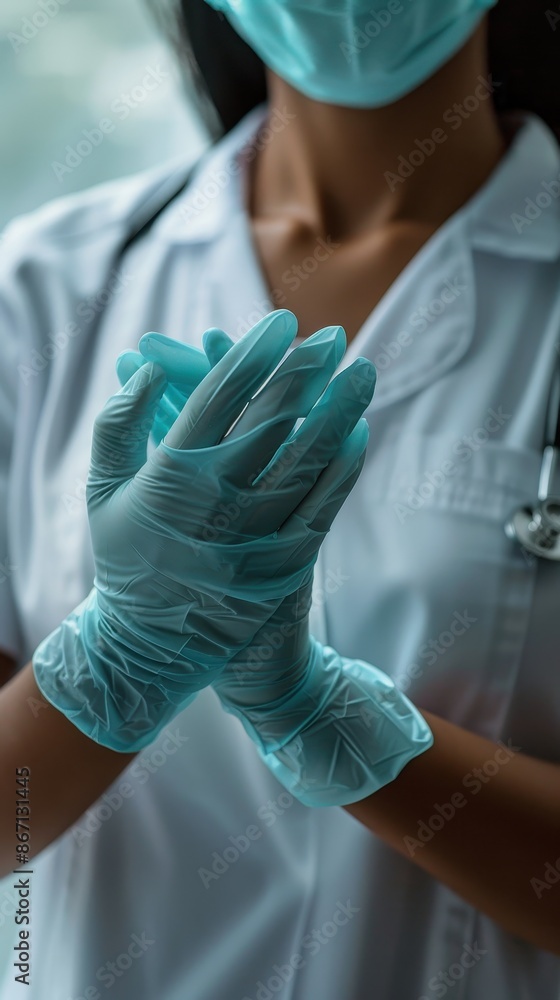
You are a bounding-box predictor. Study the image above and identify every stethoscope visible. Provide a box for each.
[505,360,560,560]
[109,160,560,562]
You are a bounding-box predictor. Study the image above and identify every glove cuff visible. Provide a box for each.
[32,589,196,753]
[255,638,434,807]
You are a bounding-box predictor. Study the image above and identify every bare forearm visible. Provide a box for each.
[0,660,135,877]
[344,712,560,954]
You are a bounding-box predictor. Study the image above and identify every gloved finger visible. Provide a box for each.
[117,336,232,449]
[202,328,235,367]
[139,331,235,438]
[150,399,181,448]
[225,326,346,486]
[228,325,345,439]
[136,331,232,388]
[89,362,168,486]
[116,348,187,410]
[138,333,211,390]
[295,419,369,532]
[131,331,236,432]
[249,359,375,529]
[116,350,186,445]
[225,326,345,481]
[266,420,368,558]
[116,349,144,386]
[162,309,298,450]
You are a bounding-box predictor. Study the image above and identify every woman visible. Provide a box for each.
[0,0,559,997]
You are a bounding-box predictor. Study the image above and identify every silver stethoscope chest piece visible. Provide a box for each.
[506,491,560,560]
[505,365,560,561]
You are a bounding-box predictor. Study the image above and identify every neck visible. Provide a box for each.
[250,22,507,240]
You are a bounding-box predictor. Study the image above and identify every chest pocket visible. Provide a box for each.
[322,431,552,748]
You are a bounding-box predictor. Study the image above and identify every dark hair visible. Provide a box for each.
[488,1,560,140]
[150,0,559,140]
[148,0,266,137]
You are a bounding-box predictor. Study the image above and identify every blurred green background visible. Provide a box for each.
[0,0,209,230]
[0,0,209,973]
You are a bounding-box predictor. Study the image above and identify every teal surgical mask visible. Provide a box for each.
[204,0,498,108]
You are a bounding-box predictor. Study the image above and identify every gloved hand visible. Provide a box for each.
[120,323,434,805]
[34,311,371,752]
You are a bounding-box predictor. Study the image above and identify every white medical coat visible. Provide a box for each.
[0,107,559,998]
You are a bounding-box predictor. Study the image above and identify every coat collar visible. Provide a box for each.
[158,108,560,263]
[465,112,560,261]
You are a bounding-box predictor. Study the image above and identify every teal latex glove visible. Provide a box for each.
[34,312,371,752]
[120,323,434,805]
